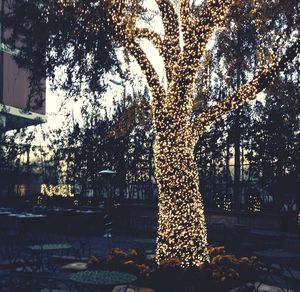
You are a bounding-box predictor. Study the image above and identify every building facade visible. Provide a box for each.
[0,0,46,198]
[0,0,46,132]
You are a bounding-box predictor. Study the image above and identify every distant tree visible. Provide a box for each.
[194,0,300,210]
[50,95,113,196]
[1,0,118,108]
[202,0,261,207]
[0,129,34,195]
[195,119,227,201]
[246,76,300,206]
[125,104,154,200]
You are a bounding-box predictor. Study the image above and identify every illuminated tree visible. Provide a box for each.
[3,0,300,267]
[246,77,300,204]
[108,0,300,267]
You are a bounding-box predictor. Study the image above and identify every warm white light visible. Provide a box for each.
[41,184,74,197]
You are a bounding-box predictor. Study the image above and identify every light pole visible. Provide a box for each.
[99,169,117,209]
[99,169,116,238]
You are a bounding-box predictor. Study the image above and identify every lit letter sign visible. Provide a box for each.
[40,184,74,197]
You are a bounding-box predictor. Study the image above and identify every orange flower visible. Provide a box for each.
[127,249,139,257]
[88,256,100,264]
[160,258,181,267]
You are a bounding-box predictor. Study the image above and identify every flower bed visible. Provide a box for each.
[87,246,266,292]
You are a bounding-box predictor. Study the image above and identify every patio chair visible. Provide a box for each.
[0,240,33,272]
[40,273,77,292]
[282,267,300,291]
[8,270,50,291]
[47,238,91,272]
[0,246,49,291]
[173,266,210,292]
[133,238,156,255]
[254,250,296,292]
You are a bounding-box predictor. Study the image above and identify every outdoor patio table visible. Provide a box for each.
[20,215,47,233]
[60,262,88,272]
[251,229,282,237]
[29,243,72,252]
[69,270,137,290]
[6,213,47,243]
[134,238,156,244]
[16,214,46,218]
[28,243,72,271]
[8,213,47,220]
[250,229,299,249]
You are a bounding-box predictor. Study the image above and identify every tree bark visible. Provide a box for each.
[153,91,209,266]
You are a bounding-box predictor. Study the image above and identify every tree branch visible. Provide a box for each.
[173,0,234,105]
[110,0,128,42]
[129,0,138,27]
[126,42,166,121]
[187,0,233,60]
[193,39,300,135]
[180,0,195,49]
[135,28,164,55]
[155,0,181,81]
[110,0,166,120]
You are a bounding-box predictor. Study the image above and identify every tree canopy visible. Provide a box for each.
[2,0,119,108]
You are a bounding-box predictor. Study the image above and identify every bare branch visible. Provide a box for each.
[110,0,129,42]
[193,39,300,136]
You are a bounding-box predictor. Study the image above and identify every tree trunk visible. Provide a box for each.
[225,135,230,194]
[233,111,241,208]
[153,106,209,267]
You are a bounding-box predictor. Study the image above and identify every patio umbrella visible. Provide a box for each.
[99,170,117,211]
[99,169,117,175]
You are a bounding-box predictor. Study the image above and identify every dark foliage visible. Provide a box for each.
[1,0,119,109]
